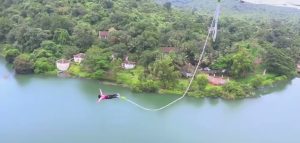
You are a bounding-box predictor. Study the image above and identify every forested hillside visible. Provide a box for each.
[0,0,299,99]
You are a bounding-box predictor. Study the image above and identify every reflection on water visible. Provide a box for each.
[256,79,292,95]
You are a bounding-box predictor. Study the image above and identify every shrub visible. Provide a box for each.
[222,81,245,99]
[34,57,55,73]
[5,49,20,63]
[13,54,34,74]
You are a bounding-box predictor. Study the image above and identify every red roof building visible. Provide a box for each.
[99,31,109,39]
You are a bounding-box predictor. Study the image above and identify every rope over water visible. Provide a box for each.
[121,3,221,111]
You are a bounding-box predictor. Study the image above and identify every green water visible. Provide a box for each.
[1,58,300,143]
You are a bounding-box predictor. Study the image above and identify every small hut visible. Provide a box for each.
[73,53,85,63]
[122,56,136,70]
[56,59,70,71]
[99,31,109,39]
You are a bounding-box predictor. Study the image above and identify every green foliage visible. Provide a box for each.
[102,0,114,9]
[61,45,80,59]
[250,74,288,88]
[150,56,180,89]
[3,45,20,63]
[68,64,90,78]
[211,55,231,70]
[264,47,296,77]
[196,74,209,91]
[206,86,223,97]
[116,68,140,87]
[13,53,34,74]
[163,2,172,11]
[230,47,254,78]
[250,75,265,89]
[222,81,246,99]
[72,22,95,51]
[40,40,62,57]
[34,57,55,74]
[133,79,159,93]
[0,17,12,42]
[53,29,70,45]
[7,26,51,52]
[212,46,254,78]
[138,50,158,67]
[32,48,54,59]
[82,47,111,79]
[133,67,160,93]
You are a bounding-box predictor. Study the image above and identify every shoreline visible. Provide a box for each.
[0,57,296,100]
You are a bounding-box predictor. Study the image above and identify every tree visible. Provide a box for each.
[71,5,86,17]
[222,81,245,99]
[138,50,158,67]
[13,53,34,74]
[230,47,254,78]
[0,17,12,42]
[134,71,159,93]
[163,2,172,11]
[50,16,74,33]
[8,26,51,52]
[32,48,55,59]
[40,40,62,57]
[102,0,114,9]
[34,57,55,73]
[150,56,180,89]
[72,22,95,51]
[196,74,209,91]
[62,45,80,59]
[264,47,296,77]
[5,48,20,63]
[53,28,70,45]
[82,47,111,79]
[211,55,232,70]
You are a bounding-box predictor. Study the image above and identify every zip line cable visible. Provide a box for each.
[120,3,221,111]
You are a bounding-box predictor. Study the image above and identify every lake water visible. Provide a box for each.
[0,58,300,143]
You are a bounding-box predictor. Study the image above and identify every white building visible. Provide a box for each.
[73,53,85,63]
[122,56,136,70]
[56,59,70,71]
